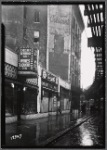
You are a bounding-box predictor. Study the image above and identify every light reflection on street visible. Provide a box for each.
[79,124,93,146]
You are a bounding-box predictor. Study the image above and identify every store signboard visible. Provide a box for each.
[18,47,38,76]
[5,48,18,67]
[42,81,58,91]
[5,63,17,79]
[42,69,58,84]
[26,78,38,86]
[59,78,71,90]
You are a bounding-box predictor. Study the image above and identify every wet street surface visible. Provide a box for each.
[4,112,105,148]
[49,114,105,148]
[5,113,79,147]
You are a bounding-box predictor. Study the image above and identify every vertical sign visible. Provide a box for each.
[33,49,37,72]
[18,47,38,76]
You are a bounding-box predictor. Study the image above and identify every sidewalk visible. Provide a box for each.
[5,111,91,147]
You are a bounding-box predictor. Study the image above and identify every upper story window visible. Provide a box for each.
[34,10,40,23]
[24,6,27,19]
[34,31,39,43]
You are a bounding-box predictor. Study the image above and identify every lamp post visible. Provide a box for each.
[11,83,15,115]
[23,87,27,114]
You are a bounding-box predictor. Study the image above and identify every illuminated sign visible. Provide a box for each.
[18,47,38,76]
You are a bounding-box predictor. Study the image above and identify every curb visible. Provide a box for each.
[39,115,92,146]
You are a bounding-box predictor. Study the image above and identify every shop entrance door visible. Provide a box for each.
[17,86,24,121]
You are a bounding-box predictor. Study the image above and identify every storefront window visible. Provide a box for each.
[5,82,17,116]
[23,88,37,115]
[41,89,49,113]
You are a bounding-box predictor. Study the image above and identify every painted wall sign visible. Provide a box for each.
[5,63,17,79]
[50,15,70,25]
[5,48,18,67]
[18,47,38,76]
[48,5,71,81]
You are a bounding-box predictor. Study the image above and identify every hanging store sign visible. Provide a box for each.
[5,63,17,79]
[42,69,58,84]
[18,47,38,76]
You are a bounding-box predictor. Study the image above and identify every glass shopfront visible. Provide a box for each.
[41,89,49,113]
[5,81,18,117]
[60,87,70,111]
[21,87,37,115]
[41,88,58,113]
[5,80,38,118]
[41,68,58,113]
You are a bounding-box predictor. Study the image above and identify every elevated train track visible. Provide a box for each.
[84,3,105,108]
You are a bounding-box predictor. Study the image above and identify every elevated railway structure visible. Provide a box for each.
[84,3,105,110]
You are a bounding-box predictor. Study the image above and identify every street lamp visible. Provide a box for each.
[11,83,15,115]
[23,87,27,114]
[23,87,27,91]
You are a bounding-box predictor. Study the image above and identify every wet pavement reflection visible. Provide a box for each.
[51,114,104,147]
[5,112,84,147]
[5,111,104,147]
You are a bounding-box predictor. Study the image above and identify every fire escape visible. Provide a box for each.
[84,4,105,106]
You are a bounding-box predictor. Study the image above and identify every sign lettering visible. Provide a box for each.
[18,47,38,76]
[26,78,38,86]
[42,69,58,84]
[50,15,70,25]
[42,81,58,91]
[5,63,17,79]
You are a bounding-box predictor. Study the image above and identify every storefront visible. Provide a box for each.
[5,72,38,121]
[5,46,39,122]
[60,86,71,111]
[18,46,39,119]
[41,69,58,113]
[4,48,18,121]
[21,78,38,115]
[5,78,18,117]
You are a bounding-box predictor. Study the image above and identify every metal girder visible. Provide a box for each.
[88,22,104,27]
[84,9,104,16]
[88,36,102,47]
[84,4,105,79]
[94,51,102,54]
